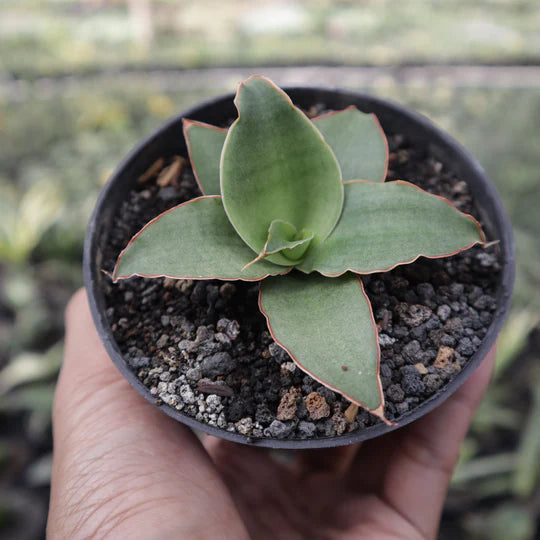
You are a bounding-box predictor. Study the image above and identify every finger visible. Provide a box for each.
[350,347,496,539]
[296,443,362,476]
[49,288,248,539]
[204,438,327,539]
[205,432,361,477]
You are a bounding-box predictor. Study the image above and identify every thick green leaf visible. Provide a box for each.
[113,196,289,281]
[313,106,389,182]
[221,76,343,266]
[298,181,485,276]
[265,220,313,260]
[259,272,391,423]
[182,119,227,195]
[182,107,389,194]
[245,219,314,269]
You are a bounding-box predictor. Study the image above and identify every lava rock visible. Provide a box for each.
[399,303,433,327]
[226,400,245,423]
[268,342,289,363]
[179,384,196,405]
[423,373,443,394]
[417,283,435,300]
[266,420,294,439]
[190,281,207,305]
[379,333,396,347]
[316,386,337,404]
[255,404,274,426]
[305,392,331,420]
[400,366,425,396]
[236,417,253,436]
[387,384,405,403]
[317,418,337,437]
[436,304,452,322]
[186,367,202,381]
[434,346,455,369]
[217,318,240,340]
[127,356,150,369]
[444,317,464,336]
[201,352,237,378]
[403,340,421,363]
[297,421,316,439]
[457,337,475,356]
[276,387,299,421]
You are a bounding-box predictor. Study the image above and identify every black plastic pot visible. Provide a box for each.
[84,86,515,449]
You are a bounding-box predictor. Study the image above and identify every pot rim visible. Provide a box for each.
[83,85,515,449]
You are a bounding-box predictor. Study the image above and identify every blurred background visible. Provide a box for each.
[1,1,539,538]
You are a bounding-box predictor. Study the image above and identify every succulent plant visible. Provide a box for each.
[113,76,486,425]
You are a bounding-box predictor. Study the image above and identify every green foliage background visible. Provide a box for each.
[1,1,539,538]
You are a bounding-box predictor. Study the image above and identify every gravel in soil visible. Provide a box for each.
[101,121,500,441]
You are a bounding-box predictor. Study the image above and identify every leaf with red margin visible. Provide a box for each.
[243,219,314,270]
[113,196,290,282]
[259,272,393,425]
[182,106,389,194]
[313,106,389,183]
[182,119,226,195]
[297,180,486,276]
[221,76,344,267]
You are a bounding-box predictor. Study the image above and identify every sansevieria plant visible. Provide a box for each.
[113,76,486,425]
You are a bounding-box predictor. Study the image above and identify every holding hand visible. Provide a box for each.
[48,289,495,539]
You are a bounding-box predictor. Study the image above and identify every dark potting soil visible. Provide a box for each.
[101,120,500,441]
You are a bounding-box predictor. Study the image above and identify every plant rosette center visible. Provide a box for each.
[112,75,487,426]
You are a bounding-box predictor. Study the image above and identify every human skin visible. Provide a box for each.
[47,288,496,539]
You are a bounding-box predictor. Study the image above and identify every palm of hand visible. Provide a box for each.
[48,290,494,540]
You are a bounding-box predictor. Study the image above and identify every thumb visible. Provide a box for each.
[49,288,248,539]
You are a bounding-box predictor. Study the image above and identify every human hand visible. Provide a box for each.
[48,288,495,539]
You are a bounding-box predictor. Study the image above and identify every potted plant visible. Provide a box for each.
[84,76,514,449]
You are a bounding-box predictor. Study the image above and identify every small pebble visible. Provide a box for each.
[297,421,316,439]
[276,388,299,421]
[423,373,443,393]
[434,346,455,369]
[400,367,425,396]
[179,384,196,405]
[414,363,428,375]
[236,417,253,436]
[332,412,348,435]
[266,420,293,439]
[397,303,433,327]
[305,392,330,420]
[387,384,405,403]
[269,342,289,363]
[437,304,451,322]
[156,334,169,348]
[457,337,475,356]
[201,352,237,378]
[205,394,222,412]
[186,367,202,381]
[379,333,396,347]
[403,340,421,362]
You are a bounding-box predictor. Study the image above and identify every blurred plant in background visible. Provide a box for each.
[2,0,540,75]
[1,1,539,538]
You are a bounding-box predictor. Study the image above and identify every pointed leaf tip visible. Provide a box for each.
[243,220,314,270]
[182,119,226,196]
[113,196,290,282]
[221,76,344,266]
[259,273,391,423]
[313,106,389,183]
[299,180,486,276]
